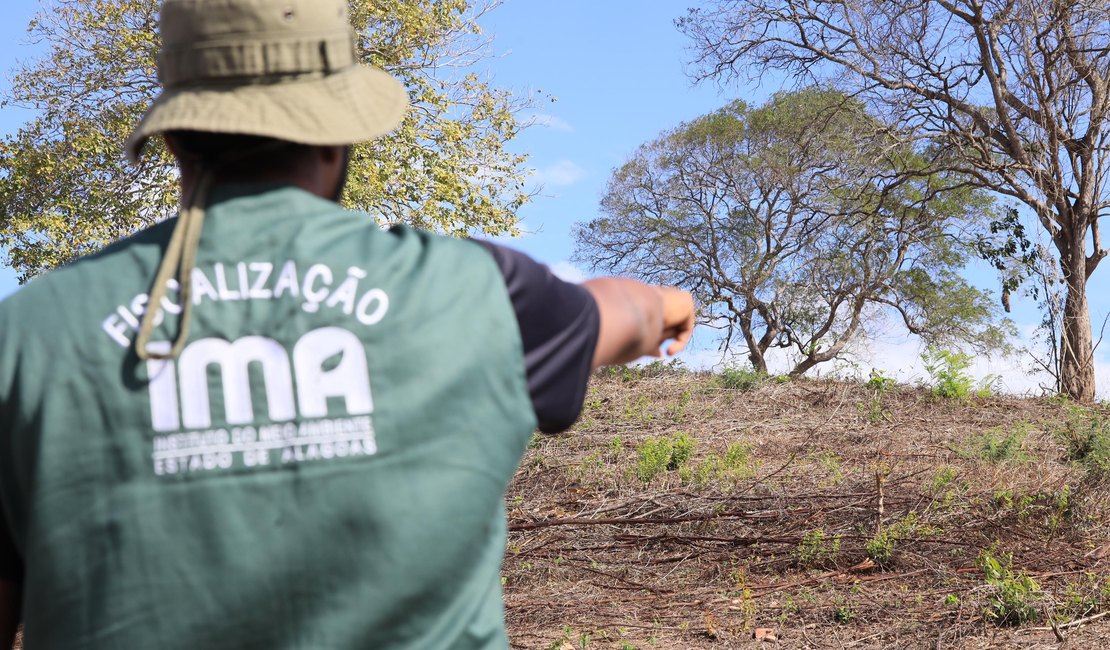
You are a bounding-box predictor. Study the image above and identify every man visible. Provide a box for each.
[0,0,695,648]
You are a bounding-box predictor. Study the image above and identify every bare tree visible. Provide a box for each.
[574,91,1008,376]
[680,0,1110,400]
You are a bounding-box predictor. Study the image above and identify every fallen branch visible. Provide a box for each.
[1028,610,1110,632]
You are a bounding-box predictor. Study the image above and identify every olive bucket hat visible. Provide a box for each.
[130,0,408,360]
[126,0,408,161]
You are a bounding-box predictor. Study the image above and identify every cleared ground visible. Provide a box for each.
[503,368,1110,648]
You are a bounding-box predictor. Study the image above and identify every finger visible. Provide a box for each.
[665,337,688,356]
[665,325,694,355]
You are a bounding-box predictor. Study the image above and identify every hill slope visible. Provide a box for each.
[503,369,1110,648]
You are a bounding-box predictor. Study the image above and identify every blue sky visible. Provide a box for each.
[0,0,39,298]
[0,0,1106,394]
[0,1,738,294]
[477,1,750,269]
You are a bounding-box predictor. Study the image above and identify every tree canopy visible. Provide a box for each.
[680,0,1110,399]
[0,0,531,283]
[575,90,1009,376]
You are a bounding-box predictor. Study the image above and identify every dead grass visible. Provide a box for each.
[503,370,1110,649]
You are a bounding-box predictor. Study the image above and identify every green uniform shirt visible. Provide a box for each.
[0,185,541,649]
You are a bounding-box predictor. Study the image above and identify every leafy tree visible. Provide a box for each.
[574,90,1009,376]
[0,0,531,283]
[680,0,1110,400]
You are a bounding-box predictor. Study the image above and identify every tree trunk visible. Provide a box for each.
[738,308,771,374]
[1059,254,1096,402]
[788,357,817,378]
[748,348,769,374]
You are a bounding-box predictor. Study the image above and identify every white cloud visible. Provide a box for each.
[549,261,588,283]
[531,160,586,187]
[525,113,575,133]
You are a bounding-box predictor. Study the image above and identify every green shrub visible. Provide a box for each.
[922,348,976,399]
[865,369,897,393]
[1056,572,1110,621]
[717,365,765,391]
[930,465,959,492]
[978,549,1040,625]
[865,531,896,565]
[636,433,697,482]
[1054,406,1110,473]
[965,423,1032,463]
[684,442,755,487]
[857,397,887,424]
[811,450,845,486]
[669,433,696,469]
[722,442,753,474]
[621,394,654,423]
[604,358,688,382]
[684,456,718,487]
[636,439,671,482]
[865,512,935,566]
[795,528,841,568]
[664,389,692,422]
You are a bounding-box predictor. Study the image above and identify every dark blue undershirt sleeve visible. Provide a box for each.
[473,240,599,433]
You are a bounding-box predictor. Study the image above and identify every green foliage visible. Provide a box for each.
[602,365,642,382]
[810,450,845,486]
[621,394,654,423]
[1054,406,1110,474]
[858,370,894,423]
[1056,572,1110,621]
[723,441,752,472]
[668,433,697,469]
[665,389,693,422]
[636,433,697,482]
[865,369,897,393]
[991,489,1037,517]
[684,441,756,487]
[603,359,687,383]
[865,512,935,566]
[864,533,896,566]
[795,528,841,568]
[922,347,999,399]
[1046,485,1072,535]
[0,0,533,281]
[964,423,1032,463]
[726,565,757,628]
[681,0,1109,402]
[569,451,605,482]
[832,605,853,624]
[857,397,887,424]
[978,549,1041,626]
[716,365,765,391]
[922,348,976,399]
[576,89,1009,378]
[930,465,959,492]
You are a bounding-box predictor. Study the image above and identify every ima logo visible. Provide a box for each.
[146,326,372,432]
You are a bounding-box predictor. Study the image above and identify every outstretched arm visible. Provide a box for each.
[584,279,695,368]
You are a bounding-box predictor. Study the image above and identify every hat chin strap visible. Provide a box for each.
[135,140,299,361]
[134,167,213,361]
